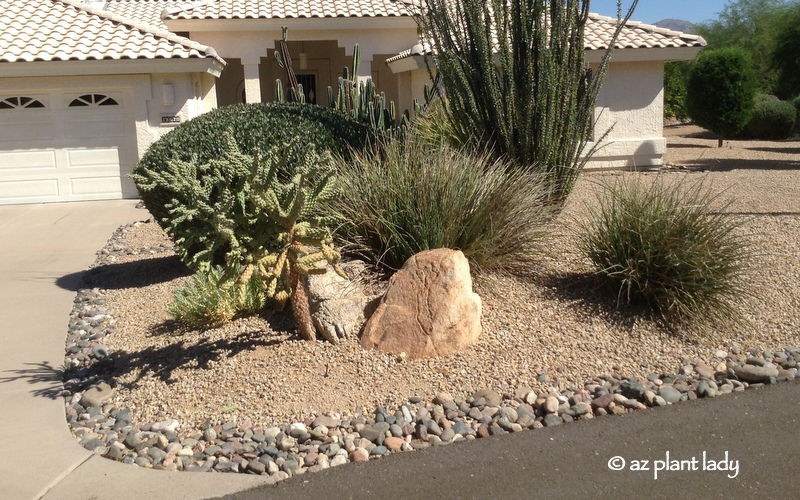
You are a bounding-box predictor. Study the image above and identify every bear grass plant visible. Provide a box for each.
[327,121,557,275]
[577,175,754,334]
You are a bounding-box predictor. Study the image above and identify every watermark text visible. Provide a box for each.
[607,451,739,479]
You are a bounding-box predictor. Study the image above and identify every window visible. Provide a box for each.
[68,94,119,107]
[0,96,45,109]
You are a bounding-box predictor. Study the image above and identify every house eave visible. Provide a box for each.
[388,55,429,73]
[0,58,226,78]
[389,46,705,73]
[585,46,705,64]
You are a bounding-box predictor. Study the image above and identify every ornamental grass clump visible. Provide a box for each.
[577,175,754,333]
[328,126,557,274]
[169,265,266,328]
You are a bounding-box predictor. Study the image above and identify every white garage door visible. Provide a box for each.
[0,91,133,205]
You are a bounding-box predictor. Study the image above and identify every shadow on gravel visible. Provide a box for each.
[0,361,64,399]
[746,146,800,155]
[540,272,681,338]
[666,143,710,149]
[676,158,800,171]
[683,130,718,140]
[66,324,293,393]
[56,255,192,292]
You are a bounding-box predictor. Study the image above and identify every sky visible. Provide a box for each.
[590,0,730,25]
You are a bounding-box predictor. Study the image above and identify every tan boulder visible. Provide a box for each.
[359,248,482,358]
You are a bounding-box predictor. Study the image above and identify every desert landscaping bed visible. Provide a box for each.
[62,125,800,475]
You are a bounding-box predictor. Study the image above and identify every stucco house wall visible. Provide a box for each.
[589,61,667,169]
[182,25,420,107]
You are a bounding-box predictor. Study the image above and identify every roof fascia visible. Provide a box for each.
[0,59,225,78]
[165,16,417,32]
[585,46,704,64]
[390,46,704,73]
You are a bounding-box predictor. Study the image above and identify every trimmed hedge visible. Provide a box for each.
[686,48,756,146]
[132,103,372,229]
[745,96,796,140]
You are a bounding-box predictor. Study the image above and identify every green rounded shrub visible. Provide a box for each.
[791,95,800,133]
[745,96,796,140]
[686,48,756,147]
[132,103,371,230]
[577,175,753,333]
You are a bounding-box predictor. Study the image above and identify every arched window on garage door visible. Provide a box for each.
[0,96,46,109]
[68,94,119,107]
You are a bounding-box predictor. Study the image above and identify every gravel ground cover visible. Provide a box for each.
[62,125,800,476]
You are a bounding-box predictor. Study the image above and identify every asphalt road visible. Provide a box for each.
[214,379,800,500]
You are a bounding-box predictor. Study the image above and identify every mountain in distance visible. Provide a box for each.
[653,19,695,34]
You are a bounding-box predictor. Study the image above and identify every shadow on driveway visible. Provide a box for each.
[0,361,64,400]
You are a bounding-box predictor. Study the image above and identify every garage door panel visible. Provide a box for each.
[0,150,57,170]
[66,148,120,169]
[0,121,57,142]
[0,89,132,205]
[0,179,60,202]
[69,176,123,197]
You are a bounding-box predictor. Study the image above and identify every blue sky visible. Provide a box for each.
[590,0,730,25]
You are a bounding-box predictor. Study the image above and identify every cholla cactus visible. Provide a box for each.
[164,131,345,339]
[248,148,345,340]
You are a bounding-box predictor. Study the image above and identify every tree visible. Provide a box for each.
[686,47,757,147]
[694,0,791,93]
[771,2,800,99]
[411,0,638,207]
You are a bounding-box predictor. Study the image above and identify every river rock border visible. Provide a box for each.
[62,222,800,482]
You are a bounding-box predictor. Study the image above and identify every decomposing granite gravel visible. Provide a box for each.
[61,127,800,481]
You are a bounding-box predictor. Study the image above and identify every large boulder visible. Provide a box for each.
[305,260,379,343]
[359,249,482,358]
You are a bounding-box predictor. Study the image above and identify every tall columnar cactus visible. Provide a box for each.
[329,44,397,131]
[159,131,344,339]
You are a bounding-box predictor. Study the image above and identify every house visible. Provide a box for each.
[0,0,706,205]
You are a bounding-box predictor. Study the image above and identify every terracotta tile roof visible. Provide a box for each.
[584,13,706,51]
[387,13,706,63]
[161,0,410,20]
[0,0,223,64]
[105,0,174,30]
